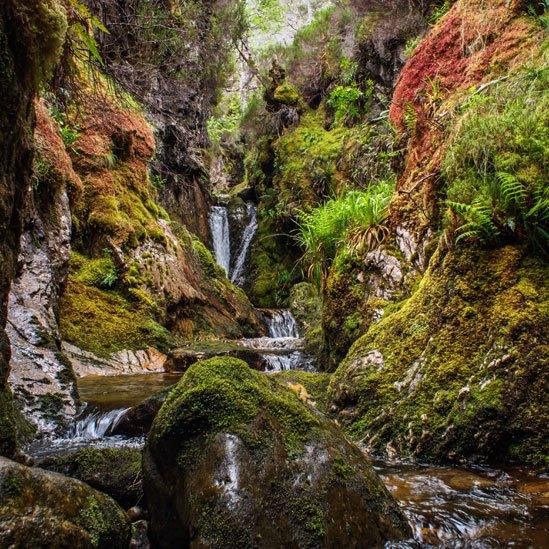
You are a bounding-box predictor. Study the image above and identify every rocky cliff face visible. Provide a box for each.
[1,0,261,438]
[6,101,80,435]
[327,0,548,465]
[0,0,67,456]
[87,0,247,241]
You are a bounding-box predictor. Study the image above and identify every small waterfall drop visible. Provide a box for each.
[66,408,128,440]
[230,204,258,286]
[238,310,315,372]
[208,206,231,274]
[266,310,300,338]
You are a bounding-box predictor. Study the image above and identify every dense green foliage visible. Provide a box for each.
[444,66,549,253]
[297,181,395,284]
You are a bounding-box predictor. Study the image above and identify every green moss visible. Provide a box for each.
[443,63,549,251]
[273,108,349,212]
[154,357,320,459]
[271,371,332,413]
[59,278,171,357]
[329,246,549,465]
[76,494,129,547]
[72,252,118,289]
[192,237,226,279]
[273,81,302,106]
[40,447,142,508]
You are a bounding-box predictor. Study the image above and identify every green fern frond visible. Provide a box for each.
[496,172,527,206]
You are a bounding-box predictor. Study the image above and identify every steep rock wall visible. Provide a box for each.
[328,0,548,465]
[0,0,67,456]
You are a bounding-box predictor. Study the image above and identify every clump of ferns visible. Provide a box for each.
[446,172,549,254]
[296,181,394,288]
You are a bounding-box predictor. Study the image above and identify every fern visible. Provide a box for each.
[497,172,527,207]
[447,200,499,244]
[68,0,109,66]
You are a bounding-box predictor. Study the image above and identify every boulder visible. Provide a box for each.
[0,456,131,547]
[37,447,143,509]
[143,357,410,547]
[111,389,169,437]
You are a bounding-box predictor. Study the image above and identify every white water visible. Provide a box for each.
[66,408,128,439]
[239,310,315,372]
[230,204,258,286]
[25,407,143,458]
[214,434,241,509]
[266,309,300,338]
[208,206,231,274]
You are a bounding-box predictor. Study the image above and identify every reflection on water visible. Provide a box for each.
[377,459,549,547]
[78,372,183,411]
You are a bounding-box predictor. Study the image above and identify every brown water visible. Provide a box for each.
[59,374,549,546]
[377,460,548,547]
[78,372,183,410]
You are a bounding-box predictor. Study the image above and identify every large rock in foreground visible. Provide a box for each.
[0,456,130,547]
[144,357,410,547]
[37,447,143,510]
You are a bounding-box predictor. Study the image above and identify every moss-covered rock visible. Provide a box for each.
[38,448,143,509]
[0,456,130,547]
[143,357,410,547]
[271,370,332,414]
[329,245,549,466]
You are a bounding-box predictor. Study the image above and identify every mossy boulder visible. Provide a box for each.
[143,357,410,547]
[0,456,130,547]
[329,245,549,466]
[38,447,143,509]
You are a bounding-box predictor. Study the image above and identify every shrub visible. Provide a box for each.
[297,180,394,284]
[327,85,364,126]
[443,65,549,253]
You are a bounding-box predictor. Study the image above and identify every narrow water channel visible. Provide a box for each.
[26,368,547,547]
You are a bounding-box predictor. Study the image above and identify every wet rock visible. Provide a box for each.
[62,342,167,377]
[111,390,169,437]
[143,357,410,547]
[37,447,143,509]
[0,0,68,456]
[0,456,131,547]
[6,101,80,435]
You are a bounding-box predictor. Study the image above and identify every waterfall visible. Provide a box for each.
[230,204,258,286]
[266,310,300,338]
[238,310,315,372]
[208,206,231,275]
[65,408,129,440]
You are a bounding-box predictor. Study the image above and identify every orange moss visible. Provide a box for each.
[34,99,82,196]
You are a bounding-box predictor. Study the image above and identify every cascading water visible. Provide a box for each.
[266,310,300,338]
[208,205,231,274]
[230,204,257,286]
[238,309,315,372]
[66,408,128,439]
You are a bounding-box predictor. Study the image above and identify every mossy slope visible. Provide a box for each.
[329,246,548,466]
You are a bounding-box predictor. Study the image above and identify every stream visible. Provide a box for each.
[23,206,547,546]
[27,363,548,547]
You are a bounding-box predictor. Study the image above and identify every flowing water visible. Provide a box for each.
[208,205,231,274]
[378,460,548,547]
[238,309,316,372]
[230,203,258,286]
[25,373,182,458]
[25,365,547,545]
